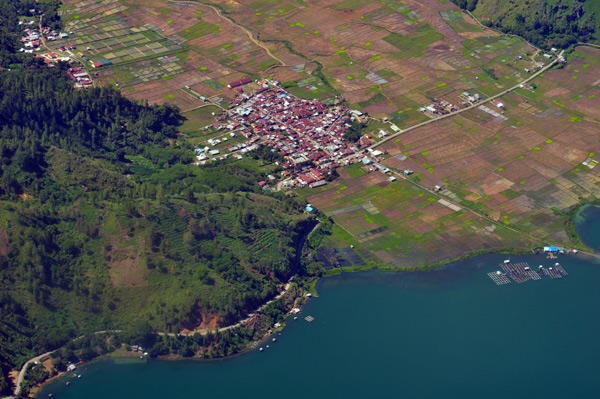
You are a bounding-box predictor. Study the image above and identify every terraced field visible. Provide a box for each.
[53,0,548,124]
[50,0,600,270]
[309,46,600,269]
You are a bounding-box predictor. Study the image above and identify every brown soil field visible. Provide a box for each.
[57,0,544,127]
[106,236,148,288]
[377,50,600,244]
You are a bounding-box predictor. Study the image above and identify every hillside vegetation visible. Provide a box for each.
[0,65,314,395]
[452,0,599,49]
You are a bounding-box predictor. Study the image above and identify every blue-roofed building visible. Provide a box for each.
[544,246,559,252]
[305,205,313,212]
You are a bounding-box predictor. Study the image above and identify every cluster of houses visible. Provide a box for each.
[20,25,42,53]
[419,98,459,117]
[459,91,481,105]
[66,67,93,89]
[419,91,484,118]
[196,80,377,189]
[45,28,69,42]
[19,19,69,53]
[58,44,77,52]
[17,17,94,88]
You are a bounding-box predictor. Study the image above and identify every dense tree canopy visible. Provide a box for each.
[451,0,599,49]
[0,66,314,395]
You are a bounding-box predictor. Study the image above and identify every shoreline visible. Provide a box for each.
[33,313,296,397]
[28,204,598,398]
[34,250,592,398]
[34,250,600,398]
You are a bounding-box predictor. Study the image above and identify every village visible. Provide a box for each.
[194,79,392,190]
[18,11,94,90]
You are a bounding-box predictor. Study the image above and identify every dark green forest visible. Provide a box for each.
[0,64,316,395]
[451,0,599,49]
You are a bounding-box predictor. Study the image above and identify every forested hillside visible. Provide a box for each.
[0,65,315,394]
[451,0,599,49]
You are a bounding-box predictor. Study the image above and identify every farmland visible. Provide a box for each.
[309,46,600,270]
[48,0,550,126]
[53,0,299,112]
[45,0,600,269]
[222,0,543,125]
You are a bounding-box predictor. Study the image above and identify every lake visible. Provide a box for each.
[39,250,600,398]
[574,204,600,250]
[39,205,600,398]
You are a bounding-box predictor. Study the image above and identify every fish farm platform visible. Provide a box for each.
[488,262,568,285]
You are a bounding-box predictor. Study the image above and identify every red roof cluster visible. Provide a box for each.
[227,78,252,89]
[212,83,365,187]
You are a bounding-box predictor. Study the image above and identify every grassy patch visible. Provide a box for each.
[345,163,367,178]
[330,0,374,10]
[382,25,444,59]
[178,21,216,40]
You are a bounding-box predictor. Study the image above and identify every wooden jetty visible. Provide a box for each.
[487,271,511,285]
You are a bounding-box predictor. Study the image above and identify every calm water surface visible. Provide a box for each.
[574,204,600,250]
[39,252,600,398]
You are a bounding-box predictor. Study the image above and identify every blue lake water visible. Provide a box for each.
[39,251,600,398]
[574,204,600,250]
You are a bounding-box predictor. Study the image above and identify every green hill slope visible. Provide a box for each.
[452,0,599,49]
[0,66,314,394]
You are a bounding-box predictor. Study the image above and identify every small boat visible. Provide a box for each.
[259,347,263,352]
[272,338,276,342]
